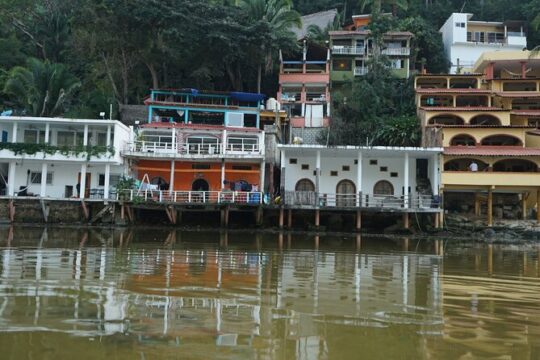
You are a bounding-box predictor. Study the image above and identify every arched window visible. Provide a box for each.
[427,115,465,125]
[481,135,522,146]
[493,159,538,172]
[450,134,476,146]
[336,180,356,207]
[469,115,501,126]
[295,179,315,192]
[444,158,489,171]
[373,180,394,195]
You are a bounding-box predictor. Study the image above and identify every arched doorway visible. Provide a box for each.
[427,115,465,125]
[336,180,356,207]
[151,176,169,191]
[192,178,209,191]
[295,178,315,192]
[493,159,538,172]
[444,158,489,171]
[373,180,394,195]
[450,134,476,146]
[469,115,501,126]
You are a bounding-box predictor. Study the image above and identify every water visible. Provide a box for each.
[0,227,539,359]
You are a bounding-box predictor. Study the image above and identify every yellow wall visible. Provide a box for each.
[441,127,526,146]
[442,171,540,187]
[444,155,540,167]
[526,133,540,147]
[421,110,511,126]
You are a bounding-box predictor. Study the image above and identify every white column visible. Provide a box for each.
[260,160,266,193]
[40,163,47,197]
[432,154,439,196]
[404,153,409,208]
[11,123,17,143]
[171,127,176,152]
[221,160,226,189]
[316,150,321,195]
[106,125,111,146]
[79,164,87,199]
[356,151,363,206]
[83,125,89,146]
[169,161,175,192]
[44,123,50,143]
[222,130,227,154]
[104,164,111,199]
[7,161,16,196]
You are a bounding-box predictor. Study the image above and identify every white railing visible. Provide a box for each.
[130,141,176,154]
[284,192,440,210]
[354,67,369,76]
[117,190,263,205]
[332,46,365,55]
[382,47,410,56]
[127,141,262,155]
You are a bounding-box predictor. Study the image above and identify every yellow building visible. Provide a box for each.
[415,51,540,225]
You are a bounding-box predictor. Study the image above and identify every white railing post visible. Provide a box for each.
[232,192,236,203]
[130,190,134,201]
[188,191,192,203]
[203,192,206,203]
[145,189,148,201]
[159,191,163,202]
[174,191,177,202]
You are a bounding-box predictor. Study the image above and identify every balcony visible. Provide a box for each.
[382,47,410,56]
[442,171,540,187]
[281,93,300,102]
[305,93,327,102]
[124,140,262,157]
[117,190,263,205]
[332,46,365,55]
[354,67,369,76]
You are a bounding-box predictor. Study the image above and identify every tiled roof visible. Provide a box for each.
[416,88,492,94]
[512,109,540,116]
[495,92,540,98]
[419,106,506,112]
[444,146,540,156]
[140,122,261,133]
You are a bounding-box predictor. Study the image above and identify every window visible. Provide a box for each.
[98,174,121,186]
[289,158,297,164]
[342,165,350,171]
[227,137,258,151]
[455,22,465,28]
[97,133,108,146]
[295,179,315,192]
[380,166,388,172]
[301,164,309,170]
[332,59,351,71]
[390,172,398,178]
[24,130,38,143]
[330,171,338,176]
[57,131,75,146]
[370,160,378,165]
[373,180,394,195]
[30,172,53,185]
[354,159,358,165]
[232,165,252,171]
[192,164,211,170]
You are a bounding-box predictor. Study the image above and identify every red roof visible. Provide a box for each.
[444,146,540,156]
[416,88,492,94]
[419,106,506,112]
[512,109,540,117]
[496,92,540,98]
[140,122,261,133]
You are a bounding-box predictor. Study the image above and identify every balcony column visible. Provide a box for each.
[40,163,47,197]
[106,125,111,147]
[316,150,321,198]
[83,124,89,146]
[169,161,175,192]
[104,164,111,199]
[487,187,493,227]
[221,160,226,190]
[44,123,50,144]
[222,129,227,154]
[79,164,87,199]
[356,151,363,206]
[446,77,450,89]
[280,151,286,198]
[520,61,527,79]
[11,122,17,143]
[403,152,409,208]
[487,96,492,107]
[7,161,16,196]
[432,154,439,196]
[452,96,457,107]
[171,127,176,152]
[260,160,266,193]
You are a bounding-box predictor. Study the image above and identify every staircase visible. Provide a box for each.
[416,177,433,196]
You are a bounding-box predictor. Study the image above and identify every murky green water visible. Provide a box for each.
[0,227,539,359]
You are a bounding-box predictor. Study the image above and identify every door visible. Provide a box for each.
[416,159,428,179]
[336,180,356,207]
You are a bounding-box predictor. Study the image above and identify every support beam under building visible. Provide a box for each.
[279,208,284,229]
[287,209,292,229]
[356,210,362,231]
[315,209,320,228]
[403,213,410,230]
[487,188,493,227]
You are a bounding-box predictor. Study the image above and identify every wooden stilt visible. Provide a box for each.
[120,204,125,220]
[355,210,362,231]
[220,231,228,248]
[487,187,493,227]
[474,192,480,216]
[256,207,263,226]
[403,213,410,229]
[315,209,320,228]
[81,200,89,220]
[7,225,14,246]
[434,213,440,229]
[287,209,292,229]
[279,208,284,229]
[8,200,15,223]
[356,234,361,251]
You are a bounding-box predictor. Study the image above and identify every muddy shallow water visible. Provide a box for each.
[0,227,539,359]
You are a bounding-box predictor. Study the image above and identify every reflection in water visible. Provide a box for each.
[0,227,539,359]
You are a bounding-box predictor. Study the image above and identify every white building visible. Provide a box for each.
[0,117,130,199]
[278,145,442,209]
[440,13,527,74]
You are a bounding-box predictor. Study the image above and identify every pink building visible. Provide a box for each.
[278,42,331,129]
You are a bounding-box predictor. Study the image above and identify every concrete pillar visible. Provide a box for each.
[356,151,363,206]
[452,96,457,107]
[434,213,440,229]
[432,154,439,196]
[221,160,226,190]
[83,124,89,146]
[7,161,16,196]
[11,122,17,142]
[79,164,87,199]
[260,160,266,193]
[487,187,493,227]
[104,164,111,200]
[356,210,362,231]
[315,209,320,228]
[403,213,410,229]
[169,160,175,192]
[40,163,47,197]
[44,123,50,143]
[279,208,284,229]
[106,125,111,146]
[287,209,292,229]
[474,193,481,216]
[403,152,409,208]
[315,150,321,196]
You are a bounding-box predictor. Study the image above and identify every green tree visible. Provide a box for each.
[306,13,342,44]
[3,58,80,116]
[239,0,302,93]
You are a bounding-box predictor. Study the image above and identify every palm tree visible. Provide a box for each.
[3,58,80,117]
[239,0,301,93]
[306,13,342,45]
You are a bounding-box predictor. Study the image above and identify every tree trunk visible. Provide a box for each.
[145,61,159,89]
[257,63,262,94]
[101,53,123,106]
[121,49,130,105]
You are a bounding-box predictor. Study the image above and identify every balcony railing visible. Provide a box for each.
[332,46,365,55]
[354,67,369,76]
[382,47,410,56]
[306,93,327,102]
[281,93,300,102]
[117,190,263,205]
[126,140,261,156]
[283,192,439,210]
